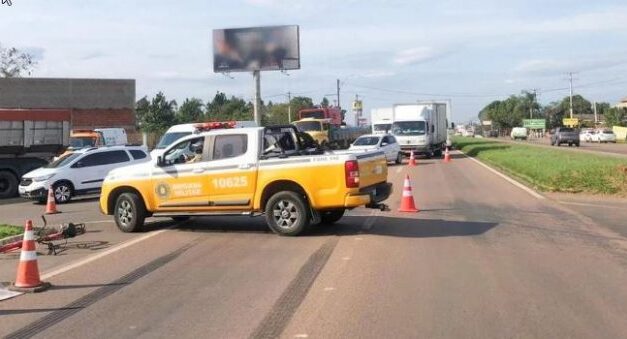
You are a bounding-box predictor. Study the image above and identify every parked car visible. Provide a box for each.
[349,134,402,164]
[19,146,150,203]
[591,129,617,143]
[579,129,594,142]
[551,127,580,147]
[510,127,528,140]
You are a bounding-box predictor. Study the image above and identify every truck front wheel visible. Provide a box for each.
[114,192,147,232]
[265,191,310,236]
[0,171,18,199]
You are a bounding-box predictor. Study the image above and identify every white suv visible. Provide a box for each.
[19,146,150,203]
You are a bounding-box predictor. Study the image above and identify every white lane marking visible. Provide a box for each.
[40,229,170,280]
[459,151,545,200]
[558,201,625,209]
[342,256,351,261]
[354,237,363,241]
[84,220,114,224]
[324,287,336,291]
[395,166,403,174]
[294,334,309,338]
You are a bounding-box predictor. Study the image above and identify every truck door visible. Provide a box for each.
[204,133,257,209]
[151,136,212,211]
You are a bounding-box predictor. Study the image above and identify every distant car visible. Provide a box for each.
[510,127,528,140]
[551,127,580,147]
[579,129,594,142]
[19,146,151,203]
[486,130,499,138]
[349,134,402,164]
[591,129,616,143]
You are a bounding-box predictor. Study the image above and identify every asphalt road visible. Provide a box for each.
[2,154,627,338]
[496,136,627,157]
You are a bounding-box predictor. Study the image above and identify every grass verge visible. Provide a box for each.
[453,136,627,195]
[0,224,23,239]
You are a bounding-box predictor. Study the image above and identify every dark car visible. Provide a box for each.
[551,127,580,147]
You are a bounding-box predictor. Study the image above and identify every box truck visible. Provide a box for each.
[0,109,71,198]
[391,103,448,157]
[371,108,393,135]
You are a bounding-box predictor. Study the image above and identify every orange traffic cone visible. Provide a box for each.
[443,147,451,163]
[408,151,417,167]
[45,186,59,214]
[398,175,419,212]
[9,220,51,292]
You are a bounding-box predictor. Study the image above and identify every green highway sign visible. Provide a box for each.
[523,119,546,129]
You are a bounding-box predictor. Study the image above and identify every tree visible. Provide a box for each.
[559,94,592,116]
[135,96,150,129]
[0,44,36,77]
[604,107,627,127]
[289,96,314,122]
[320,97,330,108]
[141,92,178,133]
[177,98,204,123]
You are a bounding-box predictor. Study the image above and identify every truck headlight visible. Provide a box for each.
[33,174,55,182]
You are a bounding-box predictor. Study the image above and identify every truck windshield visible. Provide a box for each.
[294,121,322,132]
[353,136,381,146]
[300,111,325,119]
[392,121,426,136]
[373,124,392,132]
[46,153,81,168]
[156,132,192,149]
[69,137,96,149]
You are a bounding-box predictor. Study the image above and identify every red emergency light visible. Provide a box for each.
[194,121,237,132]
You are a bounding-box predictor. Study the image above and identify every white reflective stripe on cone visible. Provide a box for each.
[20,250,38,261]
[402,190,413,197]
[22,230,35,241]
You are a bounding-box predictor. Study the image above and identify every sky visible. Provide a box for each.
[1,0,627,123]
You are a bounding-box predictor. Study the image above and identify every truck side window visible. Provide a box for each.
[213,135,248,160]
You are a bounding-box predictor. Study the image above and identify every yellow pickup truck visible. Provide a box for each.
[99,125,392,236]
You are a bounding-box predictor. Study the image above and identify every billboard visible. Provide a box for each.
[213,25,300,73]
[523,119,546,129]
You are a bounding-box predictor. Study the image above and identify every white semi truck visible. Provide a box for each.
[370,108,393,135]
[391,102,450,158]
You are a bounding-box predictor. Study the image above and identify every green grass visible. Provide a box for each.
[0,224,23,239]
[453,137,627,195]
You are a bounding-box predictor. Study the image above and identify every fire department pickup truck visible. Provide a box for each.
[99,124,392,236]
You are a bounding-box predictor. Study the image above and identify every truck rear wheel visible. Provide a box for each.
[320,209,345,224]
[0,171,18,199]
[265,191,310,236]
[114,192,146,232]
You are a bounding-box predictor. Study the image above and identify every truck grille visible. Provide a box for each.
[20,178,33,186]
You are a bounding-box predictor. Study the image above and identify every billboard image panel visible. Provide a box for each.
[213,25,300,73]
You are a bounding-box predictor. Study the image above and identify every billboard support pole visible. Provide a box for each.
[253,70,261,125]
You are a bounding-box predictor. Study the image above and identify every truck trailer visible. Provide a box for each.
[0,109,71,198]
[391,103,448,157]
[371,108,393,135]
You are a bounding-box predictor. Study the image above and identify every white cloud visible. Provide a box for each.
[393,47,441,65]
[514,55,627,75]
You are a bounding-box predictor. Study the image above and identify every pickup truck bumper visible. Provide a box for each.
[344,182,393,208]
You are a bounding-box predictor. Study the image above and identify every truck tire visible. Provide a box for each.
[434,148,443,157]
[0,171,18,199]
[320,209,345,224]
[114,192,146,232]
[395,153,403,165]
[265,191,310,236]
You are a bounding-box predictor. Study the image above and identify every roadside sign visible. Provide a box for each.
[481,120,492,126]
[562,118,580,127]
[522,119,545,129]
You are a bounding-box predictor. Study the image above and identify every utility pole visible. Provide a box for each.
[568,72,574,119]
[287,91,292,123]
[593,101,598,125]
[530,88,537,119]
[336,78,341,109]
[253,70,261,125]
